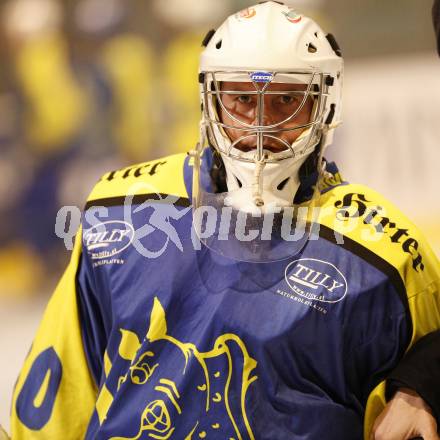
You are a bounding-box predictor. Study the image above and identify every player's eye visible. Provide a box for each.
[236,95,253,104]
[279,95,299,105]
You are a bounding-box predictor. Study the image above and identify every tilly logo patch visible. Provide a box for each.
[84,220,134,260]
[284,258,347,303]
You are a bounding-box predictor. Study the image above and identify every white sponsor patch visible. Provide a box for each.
[84,221,134,260]
[284,258,347,303]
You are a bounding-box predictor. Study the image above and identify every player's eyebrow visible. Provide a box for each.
[220,82,254,91]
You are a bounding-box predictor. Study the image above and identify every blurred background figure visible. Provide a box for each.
[153,0,232,153]
[0,0,439,433]
[73,0,154,163]
[0,0,88,296]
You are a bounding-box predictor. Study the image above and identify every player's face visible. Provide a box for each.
[219,81,314,152]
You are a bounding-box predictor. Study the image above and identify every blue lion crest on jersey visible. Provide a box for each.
[96,297,258,440]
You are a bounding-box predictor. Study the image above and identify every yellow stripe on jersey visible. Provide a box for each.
[11,228,98,439]
[314,184,440,439]
[103,350,112,378]
[316,184,437,283]
[87,153,189,204]
[95,384,114,426]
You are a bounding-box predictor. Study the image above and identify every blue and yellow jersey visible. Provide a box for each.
[10,151,440,439]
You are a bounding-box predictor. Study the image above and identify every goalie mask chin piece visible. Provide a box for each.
[190,140,323,263]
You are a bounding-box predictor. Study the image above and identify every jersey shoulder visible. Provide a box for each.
[85,152,188,207]
[317,182,440,294]
[318,182,421,236]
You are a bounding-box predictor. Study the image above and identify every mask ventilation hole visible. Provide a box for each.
[277,178,290,191]
[325,103,336,124]
[236,176,242,188]
[216,40,222,49]
[201,29,216,47]
[326,33,342,57]
[308,43,317,53]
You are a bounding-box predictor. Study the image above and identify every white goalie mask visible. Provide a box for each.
[192,1,343,262]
